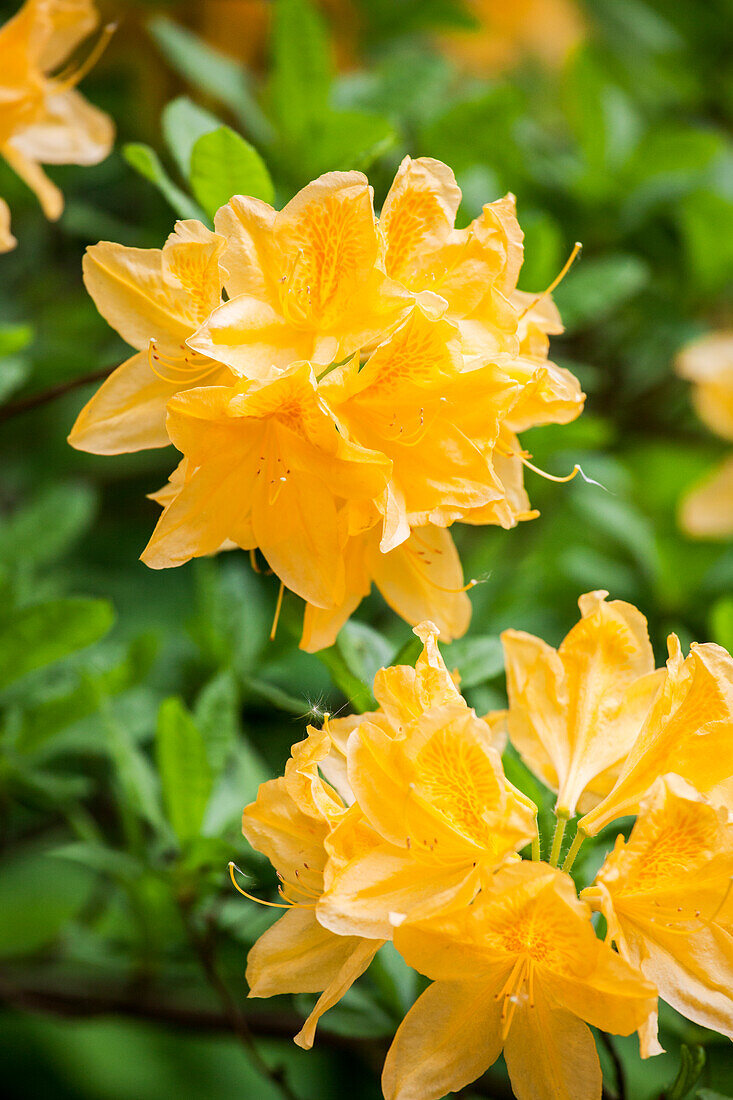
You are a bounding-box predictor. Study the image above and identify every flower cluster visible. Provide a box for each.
[677,331,733,538]
[69,156,584,649]
[0,0,114,252]
[235,592,733,1100]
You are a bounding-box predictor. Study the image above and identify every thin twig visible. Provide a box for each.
[598,1030,625,1100]
[0,366,114,424]
[179,902,301,1100]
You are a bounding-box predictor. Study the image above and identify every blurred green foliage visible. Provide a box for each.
[0,0,732,1097]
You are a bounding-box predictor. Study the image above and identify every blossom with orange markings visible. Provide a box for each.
[676,331,733,538]
[384,862,655,1100]
[70,157,584,648]
[0,0,114,251]
[582,775,733,1055]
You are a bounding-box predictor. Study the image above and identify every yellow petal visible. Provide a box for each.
[246,906,356,998]
[82,241,200,352]
[581,638,733,835]
[242,774,328,895]
[382,979,504,1100]
[503,590,659,817]
[68,351,227,455]
[676,331,733,442]
[2,141,63,219]
[318,839,481,940]
[35,0,99,72]
[0,197,16,252]
[380,156,462,287]
[214,193,277,299]
[680,455,733,539]
[10,88,113,165]
[503,982,602,1100]
[294,937,383,1050]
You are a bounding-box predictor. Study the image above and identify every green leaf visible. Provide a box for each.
[0,357,30,403]
[317,646,376,713]
[15,635,157,754]
[189,127,274,219]
[307,109,396,175]
[122,143,204,221]
[338,621,392,691]
[52,842,144,883]
[0,482,97,570]
[194,669,240,780]
[710,596,733,657]
[162,96,223,179]
[245,676,308,715]
[666,1044,706,1100]
[0,848,95,958]
[270,0,331,144]
[0,322,32,358]
[0,598,115,692]
[156,697,213,844]
[441,635,504,688]
[679,190,733,294]
[553,254,650,332]
[698,1092,733,1099]
[148,16,272,145]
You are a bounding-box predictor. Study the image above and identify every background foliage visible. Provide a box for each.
[1,0,732,1097]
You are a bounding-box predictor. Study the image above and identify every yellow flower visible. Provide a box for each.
[319,302,520,543]
[383,860,656,1100]
[69,220,233,454]
[582,775,733,1055]
[579,634,733,837]
[317,632,536,938]
[0,0,114,251]
[496,590,665,818]
[240,726,382,1050]
[189,172,411,376]
[140,362,391,610]
[438,0,584,75]
[300,524,472,653]
[676,331,733,538]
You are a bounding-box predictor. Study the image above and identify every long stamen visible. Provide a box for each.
[54,23,116,90]
[520,455,581,484]
[228,862,295,909]
[404,546,478,593]
[518,242,582,320]
[269,581,285,641]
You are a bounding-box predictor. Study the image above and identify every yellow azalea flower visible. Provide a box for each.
[496,590,665,818]
[383,860,656,1100]
[140,363,391,610]
[582,775,733,1055]
[579,634,733,837]
[318,685,536,939]
[0,0,114,251]
[378,157,522,357]
[69,220,234,454]
[240,726,383,1050]
[676,332,733,538]
[189,172,411,376]
[320,302,520,543]
[301,523,471,653]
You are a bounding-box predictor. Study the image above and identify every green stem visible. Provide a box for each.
[531,828,541,862]
[562,828,586,873]
[549,814,568,868]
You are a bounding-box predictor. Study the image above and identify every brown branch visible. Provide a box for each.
[0,366,114,425]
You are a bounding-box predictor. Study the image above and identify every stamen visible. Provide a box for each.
[147,339,220,386]
[518,243,582,320]
[404,546,479,593]
[54,23,116,90]
[228,862,296,909]
[249,548,261,574]
[269,581,285,641]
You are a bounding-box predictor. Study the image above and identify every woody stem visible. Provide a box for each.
[562,828,586,873]
[549,813,568,868]
[0,366,114,424]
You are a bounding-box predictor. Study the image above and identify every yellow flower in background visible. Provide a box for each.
[0,0,114,251]
[140,362,391,610]
[496,590,664,818]
[190,173,411,376]
[579,633,733,837]
[317,635,536,939]
[439,0,585,76]
[383,861,655,1100]
[583,775,733,1056]
[69,221,233,454]
[239,727,383,1050]
[677,331,733,538]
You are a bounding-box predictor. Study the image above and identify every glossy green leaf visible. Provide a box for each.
[189,127,274,218]
[0,599,115,692]
[162,96,223,179]
[156,697,212,844]
[122,143,203,221]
